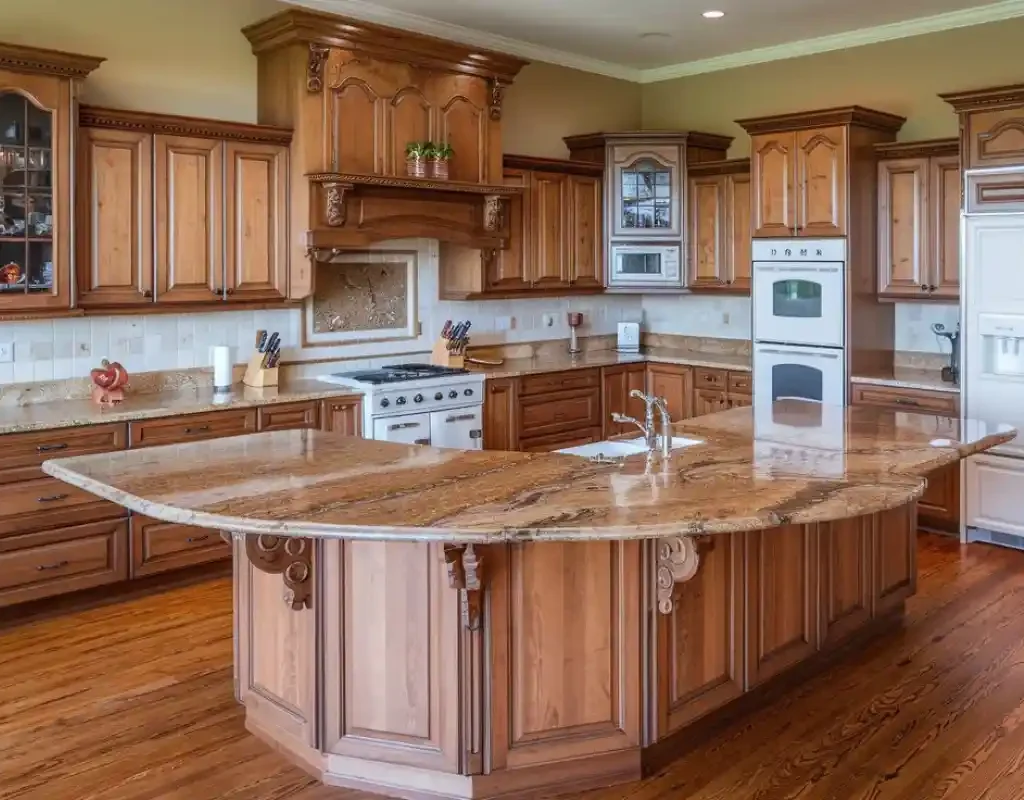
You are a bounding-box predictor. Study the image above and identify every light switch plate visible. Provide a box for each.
[0,342,12,363]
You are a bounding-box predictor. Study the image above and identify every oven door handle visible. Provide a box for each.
[387,421,423,431]
[757,348,841,360]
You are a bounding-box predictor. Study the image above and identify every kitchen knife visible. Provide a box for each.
[449,322,466,342]
[441,320,453,340]
[265,332,280,355]
[265,348,281,369]
[256,330,268,352]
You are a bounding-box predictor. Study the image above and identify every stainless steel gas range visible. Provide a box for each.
[318,363,485,449]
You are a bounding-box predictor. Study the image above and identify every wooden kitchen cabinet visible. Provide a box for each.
[601,363,647,437]
[942,86,1024,170]
[874,504,917,616]
[517,369,602,451]
[484,169,531,293]
[0,47,101,317]
[876,140,961,300]
[483,378,518,451]
[530,171,570,288]
[258,401,318,432]
[918,463,960,533]
[567,173,603,288]
[130,515,228,578]
[694,388,730,417]
[646,363,693,422]
[687,160,752,292]
[818,516,873,647]
[319,397,363,437]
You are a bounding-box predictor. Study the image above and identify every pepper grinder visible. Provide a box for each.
[567,311,583,355]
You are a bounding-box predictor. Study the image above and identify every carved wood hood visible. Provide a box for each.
[243,8,529,253]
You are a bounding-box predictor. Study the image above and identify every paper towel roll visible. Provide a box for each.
[212,345,233,393]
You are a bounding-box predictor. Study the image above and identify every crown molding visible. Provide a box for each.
[737,106,906,136]
[874,138,959,159]
[280,0,641,82]
[0,43,104,80]
[80,106,293,145]
[285,0,1024,87]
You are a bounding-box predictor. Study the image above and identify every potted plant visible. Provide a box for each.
[405,141,429,178]
[428,142,453,180]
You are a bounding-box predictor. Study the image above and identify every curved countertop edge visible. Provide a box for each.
[41,457,928,543]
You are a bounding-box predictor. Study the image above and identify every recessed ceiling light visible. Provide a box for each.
[702,10,725,18]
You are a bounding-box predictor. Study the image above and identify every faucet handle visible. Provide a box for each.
[629,388,647,401]
[611,412,633,423]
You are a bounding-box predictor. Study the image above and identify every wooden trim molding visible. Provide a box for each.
[687,158,751,177]
[563,130,734,153]
[502,154,605,177]
[940,84,1024,113]
[244,534,313,611]
[0,42,104,79]
[736,106,906,135]
[79,106,293,145]
[874,138,959,160]
[242,8,528,84]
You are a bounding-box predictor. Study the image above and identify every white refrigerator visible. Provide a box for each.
[962,200,1024,547]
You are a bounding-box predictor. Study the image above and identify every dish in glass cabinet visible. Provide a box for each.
[0,261,22,284]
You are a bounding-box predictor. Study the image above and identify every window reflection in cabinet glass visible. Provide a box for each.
[620,159,671,230]
[0,91,53,297]
[772,280,822,319]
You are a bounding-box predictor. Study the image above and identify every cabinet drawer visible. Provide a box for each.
[258,401,318,432]
[520,426,604,453]
[0,519,129,608]
[727,371,752,395]
[0,477,125,537]
[131,515,230,578]
[850,384,959,416]
[0,423,127,485]
[695,368,727,390]
[518,387,601,438]
[519,368,600,397]
[129,409,257,448]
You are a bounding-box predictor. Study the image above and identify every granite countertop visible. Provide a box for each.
[470,346,751,379]
[42,401,1015,543]
[0,380,364,436]
[851,368,959,394]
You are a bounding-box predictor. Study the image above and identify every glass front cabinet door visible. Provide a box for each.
[611,146,682,239]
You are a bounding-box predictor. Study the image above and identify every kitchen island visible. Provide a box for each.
[42,401,1014,800]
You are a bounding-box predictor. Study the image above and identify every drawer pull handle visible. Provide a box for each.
[894,398,920,407]
[185,425,212,435]
[187,535,211,544]
[37,493,69,503]
[36,443,68,453]
[36,560,68,571]
[445,414,477,423]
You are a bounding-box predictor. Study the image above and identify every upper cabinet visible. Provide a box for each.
[564,130,732,292]
[77,108,291,309]
[438,155,605,300]
[687,159,751,292]
[0,44,102,318]
[875,139,960,301]
[738,108,905,239]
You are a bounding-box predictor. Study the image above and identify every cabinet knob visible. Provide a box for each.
[141,289,153,298]
[920,285,928,292]
[226,287,235,295]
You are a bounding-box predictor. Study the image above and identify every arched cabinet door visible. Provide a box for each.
[611,146,681,238]
[0,71,72,312]
[796,126,846,236]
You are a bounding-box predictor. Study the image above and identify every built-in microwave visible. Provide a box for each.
[609,243,682,288]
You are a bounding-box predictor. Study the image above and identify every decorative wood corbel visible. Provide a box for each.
[307,44,329,93]
[655,534,714,614]
[245,534,313,611]
[483,195,504,232]
[322,181,351,227]
[444,543,484,630]
[488,79,505,121]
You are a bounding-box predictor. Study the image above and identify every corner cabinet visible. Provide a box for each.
[77,107,291,310]
[687,159,751,292]
[0,45,102,317]
[875,139,961,301]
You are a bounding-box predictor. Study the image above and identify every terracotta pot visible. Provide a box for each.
[406,156,426,178]
[429,158,449,180]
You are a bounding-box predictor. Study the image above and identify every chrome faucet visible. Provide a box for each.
[611,390,673,456]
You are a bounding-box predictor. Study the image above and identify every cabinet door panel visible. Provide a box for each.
[647,364,692,421]
[155,135,223,302]
[225,142,287,301]
[874,504,917,616]
[77,128,153,307]
[693,388,729,418]
[689,176,725,288]
[918,462,959,533]
[320,398,363,437]
[434,76,488,183]
[726,173,752,289]
[486,169,530,291]
[530,172,570,288]
[602,364,646,438]
[797,127,846,236]
[819,517,872,647]
[387,86,432,175]
[568,174,603,288]
[966,109,1024,170]
[931,156,961,300]
[483,378,518,451]
[751,133,796,237]
[878,158,929,298]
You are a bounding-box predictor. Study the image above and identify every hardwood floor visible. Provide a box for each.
[2,533,1023,800]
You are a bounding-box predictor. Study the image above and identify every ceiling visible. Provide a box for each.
[285,0,1024,81]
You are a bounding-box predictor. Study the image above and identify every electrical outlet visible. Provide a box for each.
[0,341,12,364]
[722,312,731,325]
[542,313,556,328]
[495,315,514,331]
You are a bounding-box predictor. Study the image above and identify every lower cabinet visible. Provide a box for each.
[517,369,602,451]
[602,363,647,437]
[320,397,363,437]
[483,378,518,451]
[259,401,319,432]
[130,515,230,578]
[818,516,873,647]
[646,363,693,421]
[694,388,730,417]
[874,504,918,616]
[918,463,960,533]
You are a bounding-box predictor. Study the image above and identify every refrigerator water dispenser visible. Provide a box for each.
[978,314,1024,377]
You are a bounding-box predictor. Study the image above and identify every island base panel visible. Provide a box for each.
[234,503,917,800]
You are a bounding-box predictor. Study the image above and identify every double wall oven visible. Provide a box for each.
[752,239,847,406]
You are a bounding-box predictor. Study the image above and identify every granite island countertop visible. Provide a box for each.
[0,380,365,436]
[42,401,1015,543]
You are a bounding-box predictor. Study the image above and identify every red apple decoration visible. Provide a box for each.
[90,359,129,405]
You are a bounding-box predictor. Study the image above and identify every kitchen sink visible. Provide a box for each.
[557,436,704,460]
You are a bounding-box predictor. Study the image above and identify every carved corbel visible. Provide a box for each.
[245,534,313,611]
[444,543,484,630]
[482,195,504,232]
[322,181,351,227]
[655,534,714,614]
[307,44,329,93]
[488,79,505,121]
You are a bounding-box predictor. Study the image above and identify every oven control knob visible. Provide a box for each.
[414,393,424,403]
[396,396,407,405]
[434,392,444,401]
[463,388,474,397]
[448,390,458,399]
[380,398,390,408]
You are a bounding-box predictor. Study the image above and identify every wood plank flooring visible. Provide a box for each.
[2,533,1024,800]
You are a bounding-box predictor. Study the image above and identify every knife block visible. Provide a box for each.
[242,352,279,388]
[431,337,465,369]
